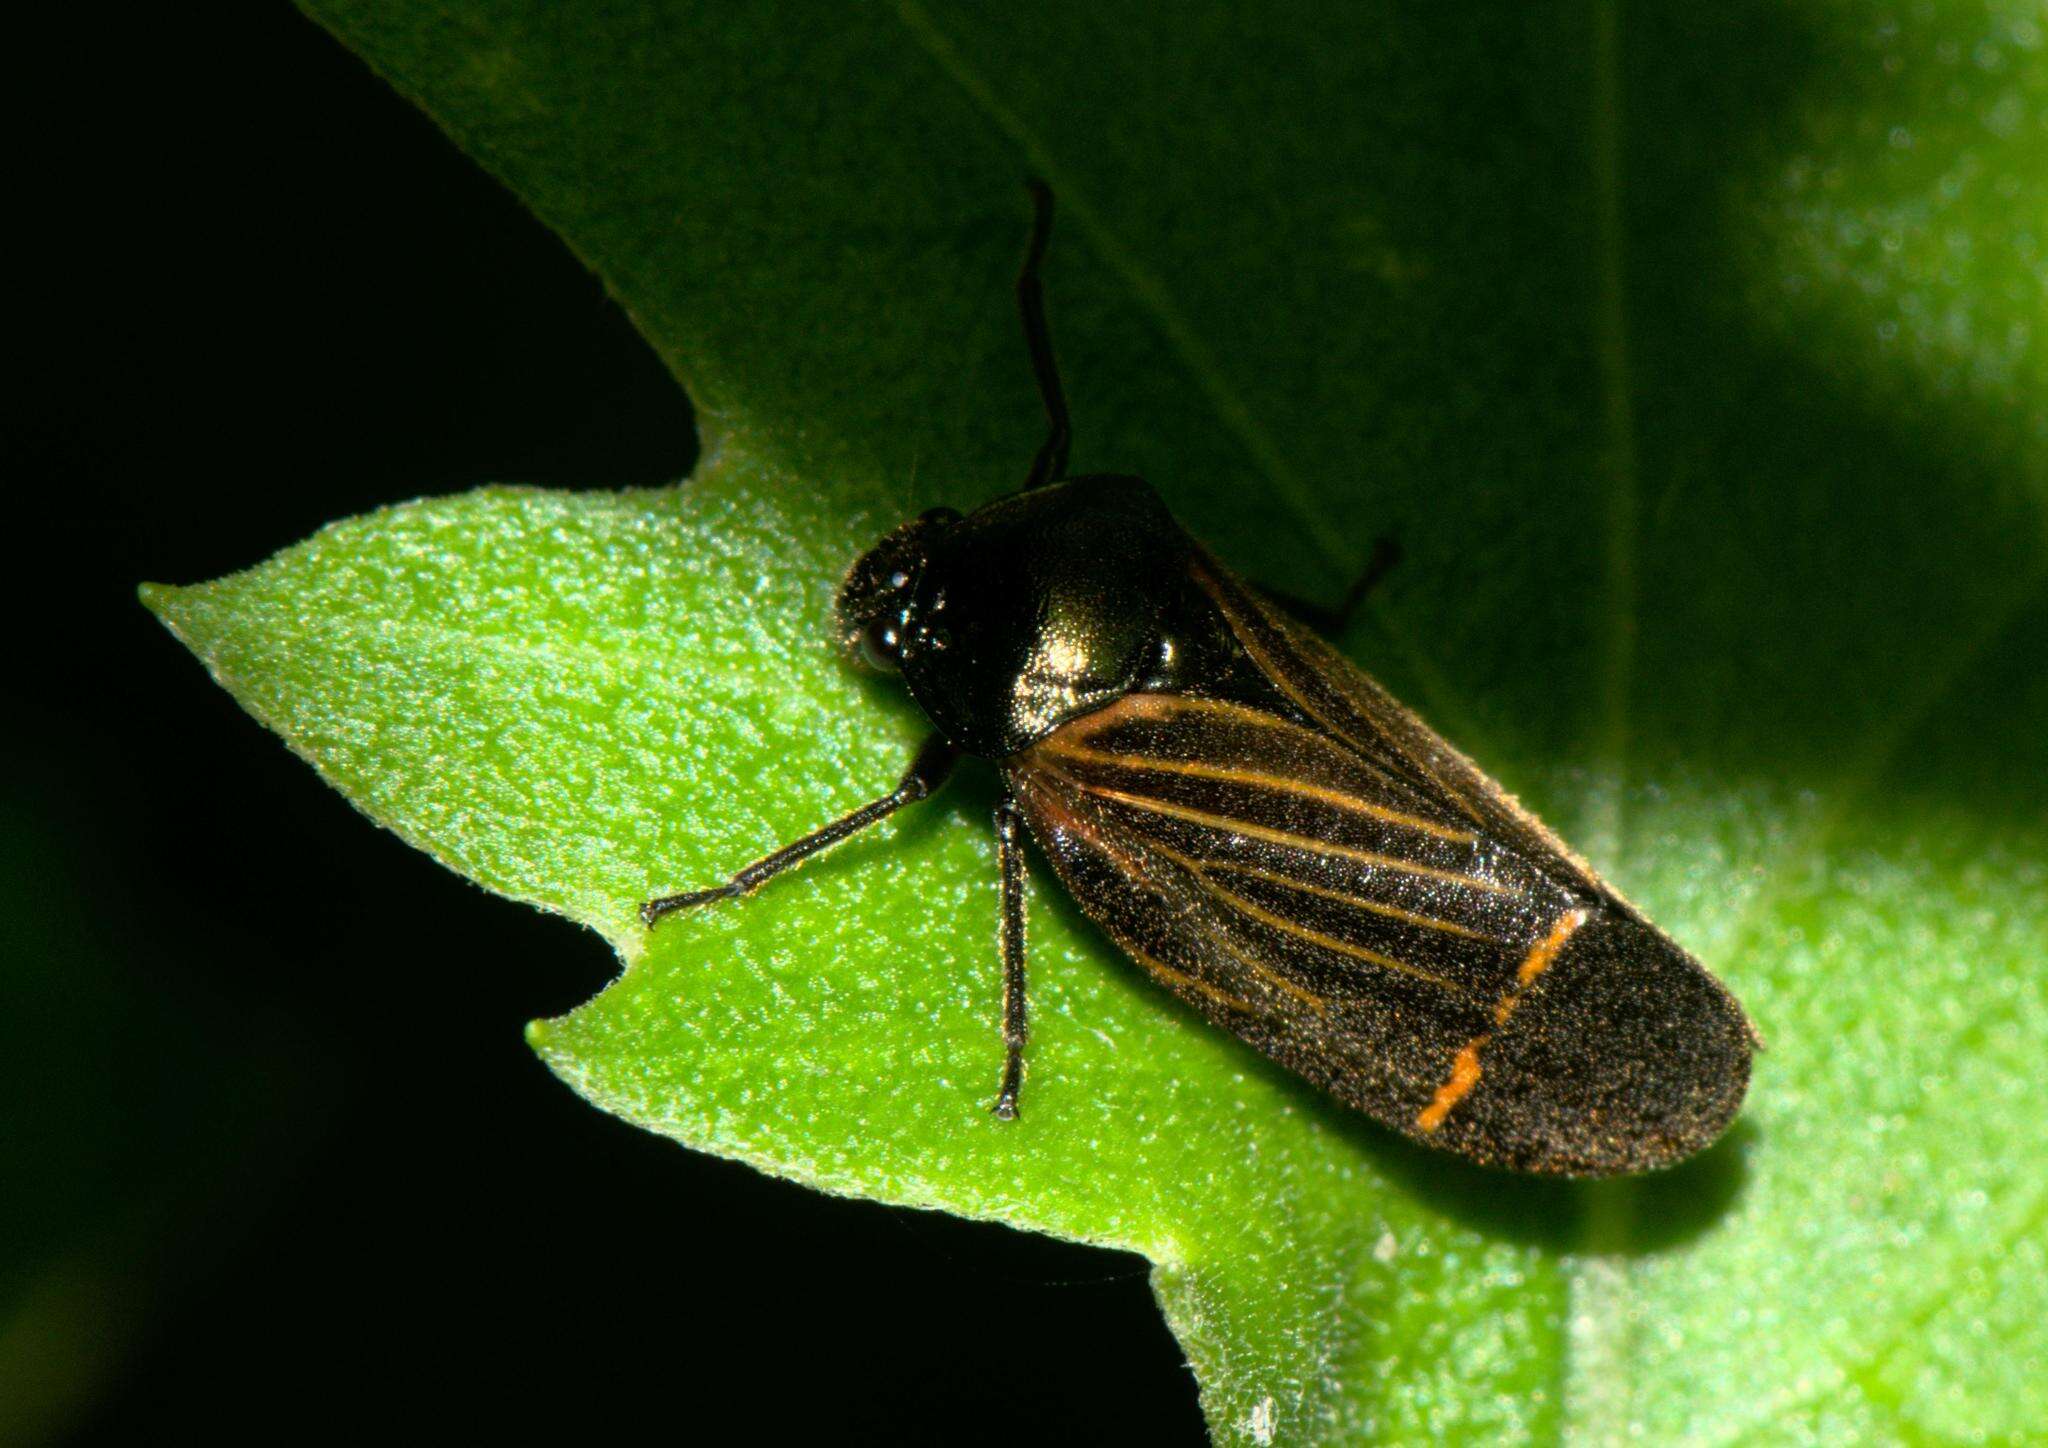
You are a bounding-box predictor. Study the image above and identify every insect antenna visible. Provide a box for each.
[1018,179,1072,490]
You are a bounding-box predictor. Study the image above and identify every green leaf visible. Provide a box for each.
[150,1,2048,1439]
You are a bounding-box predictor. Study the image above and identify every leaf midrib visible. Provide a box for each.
[1568,0,1647,1440]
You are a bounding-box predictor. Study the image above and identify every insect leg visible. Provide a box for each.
[990,793,1030,1119]
[640,735,958,926]
[1262,534,1403,634]
[1017,179,1072,491]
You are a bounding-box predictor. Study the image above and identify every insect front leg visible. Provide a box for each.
[640,735,957,926]
[991,793,1030,1119]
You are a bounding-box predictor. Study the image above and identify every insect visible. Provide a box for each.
[644,182,1753,1176]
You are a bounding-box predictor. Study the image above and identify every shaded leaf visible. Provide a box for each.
[150,1,2048,1440]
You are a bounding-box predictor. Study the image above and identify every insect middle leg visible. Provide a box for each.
[991,793,1030,1119]
[640,735,957,925]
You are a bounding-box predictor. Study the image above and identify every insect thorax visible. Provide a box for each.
[864,475,1221,758]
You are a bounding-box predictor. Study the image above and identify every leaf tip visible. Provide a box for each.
[138,580,206,645]
[138,579,218,657]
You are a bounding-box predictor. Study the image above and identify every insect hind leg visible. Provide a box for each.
[991,793,1030,1119]
[1261,534,1402,635]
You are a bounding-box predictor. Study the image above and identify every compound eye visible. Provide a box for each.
[858,615,904,673]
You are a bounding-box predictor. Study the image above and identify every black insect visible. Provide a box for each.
[644,183,1753,1176]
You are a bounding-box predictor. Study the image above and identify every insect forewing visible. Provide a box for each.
[1005,553,1751,1176]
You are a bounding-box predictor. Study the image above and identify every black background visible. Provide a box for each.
[11,9,1201,1443]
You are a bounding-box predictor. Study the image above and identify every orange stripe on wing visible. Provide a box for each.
[1197,875,1463,993]
[1125,945,1260,1017]
[1414,907,1592,1133]
[1039,738,1477,844]
[1077,804,1331,1016]
[1197,859,1508,945]
[1416,1040,1486,1131]
[1495,907,1589,1025]
[1184,556,1488,823]
[1063,690,1331,744]
[1067,782,1519,898]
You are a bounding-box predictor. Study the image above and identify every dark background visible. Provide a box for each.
[8,9,1200,1442]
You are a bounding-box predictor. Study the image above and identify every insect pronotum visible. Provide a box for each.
[644,183,1753,1176]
